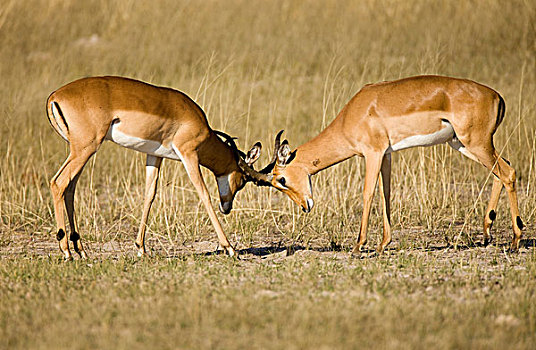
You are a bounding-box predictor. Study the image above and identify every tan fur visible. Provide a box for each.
[268,75,522,253]
[47,76,260,259]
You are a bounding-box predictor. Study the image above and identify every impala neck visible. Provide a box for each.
[293,118,355,175]
[198,132,239,177]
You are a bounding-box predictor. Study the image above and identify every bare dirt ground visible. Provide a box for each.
[3,227,535,268]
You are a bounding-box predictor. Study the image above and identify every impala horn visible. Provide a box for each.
[259,129,284,174]
[213,130,274,186]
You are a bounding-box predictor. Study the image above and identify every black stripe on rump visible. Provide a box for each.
[52,101,69,131]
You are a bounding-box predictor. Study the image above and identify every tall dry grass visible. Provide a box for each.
[0,0,534,251]
[1,2,536,349]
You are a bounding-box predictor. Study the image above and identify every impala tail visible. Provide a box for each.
[46,99,69,142]
[493,94,506,135]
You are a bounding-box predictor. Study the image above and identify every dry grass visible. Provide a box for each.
[2,248,536,350]
[1,0,535,348]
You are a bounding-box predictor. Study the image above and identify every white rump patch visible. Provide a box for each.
[105,121,180,160]
[386,121,454,154]
[50,102,69,141]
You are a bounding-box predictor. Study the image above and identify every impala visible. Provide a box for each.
[243,75,524,254]
[46,76,271,260]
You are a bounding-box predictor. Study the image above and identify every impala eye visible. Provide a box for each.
[278,177,286,186]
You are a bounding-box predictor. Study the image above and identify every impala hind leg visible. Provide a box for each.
[64,173,88,258]
[352,153,383,256]
[50,148,96,260]
[453,141,523,251]
[492,155,523,251]
[483,176,502,246]
[179,151,236,257]
[135,155,162,257]
[481,154,522,251]
[449,140,504,246]
[377,153,392,253]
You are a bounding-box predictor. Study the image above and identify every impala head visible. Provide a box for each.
[214,131,262,214]
[270,137,314,213]
[235,130,314,213]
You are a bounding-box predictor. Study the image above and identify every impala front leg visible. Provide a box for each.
[353,153,383,256]
[483,176,502,246]
[180,152,236,257]
[135,155,162,257]
[377,153,392,253]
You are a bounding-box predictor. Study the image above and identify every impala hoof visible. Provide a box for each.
[227,246,239,259]
[350,247,362,259]
[508,242,520,254]
[135,242,148,258]
[137,250,150,258]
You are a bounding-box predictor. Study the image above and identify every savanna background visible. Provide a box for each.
[1,0,535,349]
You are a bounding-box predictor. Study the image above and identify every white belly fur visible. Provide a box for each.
[387,121,454,154]
[105,121,181,160]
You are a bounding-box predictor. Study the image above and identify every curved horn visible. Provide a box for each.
[260,129,284,174]
[214,130,273,186]
[213,130,245,158]
[237,157,273,186]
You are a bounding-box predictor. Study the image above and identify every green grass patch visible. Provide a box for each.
[2,252,535,349]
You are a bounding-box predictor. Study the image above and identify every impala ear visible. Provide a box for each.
[245,142,262,165]
[277,141,292,166]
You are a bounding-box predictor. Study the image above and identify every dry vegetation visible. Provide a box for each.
[0,0,535,349]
